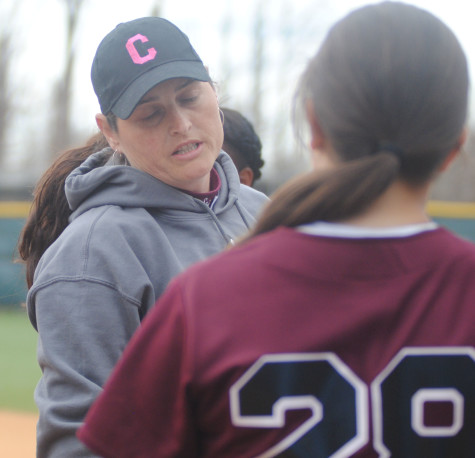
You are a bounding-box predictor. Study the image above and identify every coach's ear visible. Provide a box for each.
[96,114,119,151]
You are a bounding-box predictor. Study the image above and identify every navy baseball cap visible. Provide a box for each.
[91,17,210,119]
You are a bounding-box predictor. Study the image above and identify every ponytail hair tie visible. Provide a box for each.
[379,143,404,161]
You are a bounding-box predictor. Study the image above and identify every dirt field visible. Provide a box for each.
[0,410,37,457]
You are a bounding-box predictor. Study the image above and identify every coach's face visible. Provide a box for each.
[97,78,224,193]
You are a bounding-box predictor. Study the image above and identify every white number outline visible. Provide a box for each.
[229,352,369,458]
[371,346,475,458]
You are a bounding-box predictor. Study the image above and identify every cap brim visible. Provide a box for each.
[111,61,210,119]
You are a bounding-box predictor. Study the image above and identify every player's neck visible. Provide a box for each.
[342,180,431,228]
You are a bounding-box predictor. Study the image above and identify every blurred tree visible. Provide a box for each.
[251,0,265,135]
[0,4,18,168]
[150,0,164,17]
[49,0,84,160]
[217,0,233,104]
[0,32,13,167]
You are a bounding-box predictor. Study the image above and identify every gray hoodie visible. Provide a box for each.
[27,149,268,457]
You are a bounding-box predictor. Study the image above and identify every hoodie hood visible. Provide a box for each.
[66,148,243,220]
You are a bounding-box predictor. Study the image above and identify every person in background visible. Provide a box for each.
[78,3,474,457]
[221,107,264,187]
[18,132,109,288]
[19,16,267,457]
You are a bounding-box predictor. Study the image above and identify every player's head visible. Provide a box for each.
[242,1,468,239]
[221,108,264,187]
[297,1,468,186]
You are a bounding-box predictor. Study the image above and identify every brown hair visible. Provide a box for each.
[244,2,468,239]
[18,132,111,288]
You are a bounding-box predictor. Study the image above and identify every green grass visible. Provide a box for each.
[0,307,40,412]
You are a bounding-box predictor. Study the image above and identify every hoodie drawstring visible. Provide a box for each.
[196,199,251,245]
[235,201,252,230]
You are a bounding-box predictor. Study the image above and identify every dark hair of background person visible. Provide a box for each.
[18,132,110,288]
[242,1,468,241]
[221,107,264,187]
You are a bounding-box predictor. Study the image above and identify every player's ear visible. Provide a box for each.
[238,167,254,187]
[306,100,325,151]
[306,100,338,171]
[439,128,467,172]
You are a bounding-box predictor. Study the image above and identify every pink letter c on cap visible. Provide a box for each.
[126,34,157,64]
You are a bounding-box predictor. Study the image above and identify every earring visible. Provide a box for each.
[111,149,129,166]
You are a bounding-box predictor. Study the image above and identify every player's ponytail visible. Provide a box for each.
[247,151,400,237]
[242,2,468,242]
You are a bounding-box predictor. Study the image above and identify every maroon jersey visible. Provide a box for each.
[78,226,475,457]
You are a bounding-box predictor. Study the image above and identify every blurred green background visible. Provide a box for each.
[0,214,38,413]
[0,307,39,412]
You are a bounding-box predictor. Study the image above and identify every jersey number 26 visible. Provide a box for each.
[230,347,474,457]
